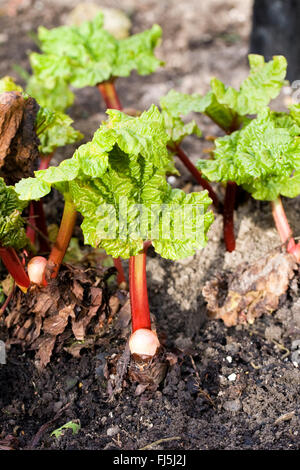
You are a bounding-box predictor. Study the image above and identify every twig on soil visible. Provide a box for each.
[274,411,295,425]
[250,361,261,370]
[271,339,290,360]
[139,436,182,450]
[26,403,70,449]
[189,355,216,408]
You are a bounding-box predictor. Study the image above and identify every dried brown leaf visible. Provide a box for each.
[43,304,75,336]
[203,249,297,326]
[0,92,39,184]
[33,334,56,369]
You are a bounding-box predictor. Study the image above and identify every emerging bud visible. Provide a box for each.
[27,256,47,286]
[129,328,160,357]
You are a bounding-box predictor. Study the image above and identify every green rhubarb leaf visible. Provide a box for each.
[35,108,83,155]
[26,75,74,112]
[15,177,52,201]
[210,55,287,116]
[162,55,287,133]
[16,105,214,259]
[113,24,163,77]
[30,13,162,89]
[0,76,23,93]
[0,178,28,249]
[289,103,300,127]
[197,108,300,201]
[160,89,202,145]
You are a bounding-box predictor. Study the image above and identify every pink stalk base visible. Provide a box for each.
[271,197,300,262]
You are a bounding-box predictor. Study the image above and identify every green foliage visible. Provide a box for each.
[0,76,23,93]
[160,89,202,145]
[30,13,163,89]
[160,55,287,136]
[35,107,83,155]
[51,420,81,438]
[197,108,300,201]
[26,75,74,112]
[16,106,214,259]
[0,178,28,250]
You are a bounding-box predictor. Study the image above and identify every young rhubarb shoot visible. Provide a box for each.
[29,13,163,103]
[197,107,300,259]
[16,106,214,356]
[0,178,30,291]
[160,55,288,249]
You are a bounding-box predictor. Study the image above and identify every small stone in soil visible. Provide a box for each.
[106,425,120,437]
[223,399,241,412]
[228,373,237,381]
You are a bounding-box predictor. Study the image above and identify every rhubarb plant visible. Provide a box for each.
[197,107,300,260]
[0,178,30,291]
[159,54,288,250]
[29,13,163,109]
[16,106,214,356]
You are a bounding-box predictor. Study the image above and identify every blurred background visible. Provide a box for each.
[0,0,299,146]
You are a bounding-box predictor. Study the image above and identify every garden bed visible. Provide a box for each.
[0,0,299,451]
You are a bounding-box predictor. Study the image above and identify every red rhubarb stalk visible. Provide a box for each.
[129,249,151,332]
[39,153,54,171]
[172,144,220,210]
[223,182,237,252]
[113,257,127,288]
[97,81,122,111]
[271,196,300,261]
[47,199,77,280]
[26,201,50,253]
[0,246,30,292]
[26,202,36,245]
[33,200,50,253]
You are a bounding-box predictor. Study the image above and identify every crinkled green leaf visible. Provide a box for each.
[0,76,23,93]
[211,55,287,116]
[17,106,213,259]
[113,24,163,77]
[15,177,52,201]
[30,13,162,89]
[159,89,202,145]
[197,108,300,201]
[0,178,28,249]
[15,158,80,201]
[290,104,300,127]
[36,108,83,154]
[26,75,74,112]
[162,55,287,133]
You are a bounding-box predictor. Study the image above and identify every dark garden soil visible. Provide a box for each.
[0,0,300,451]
